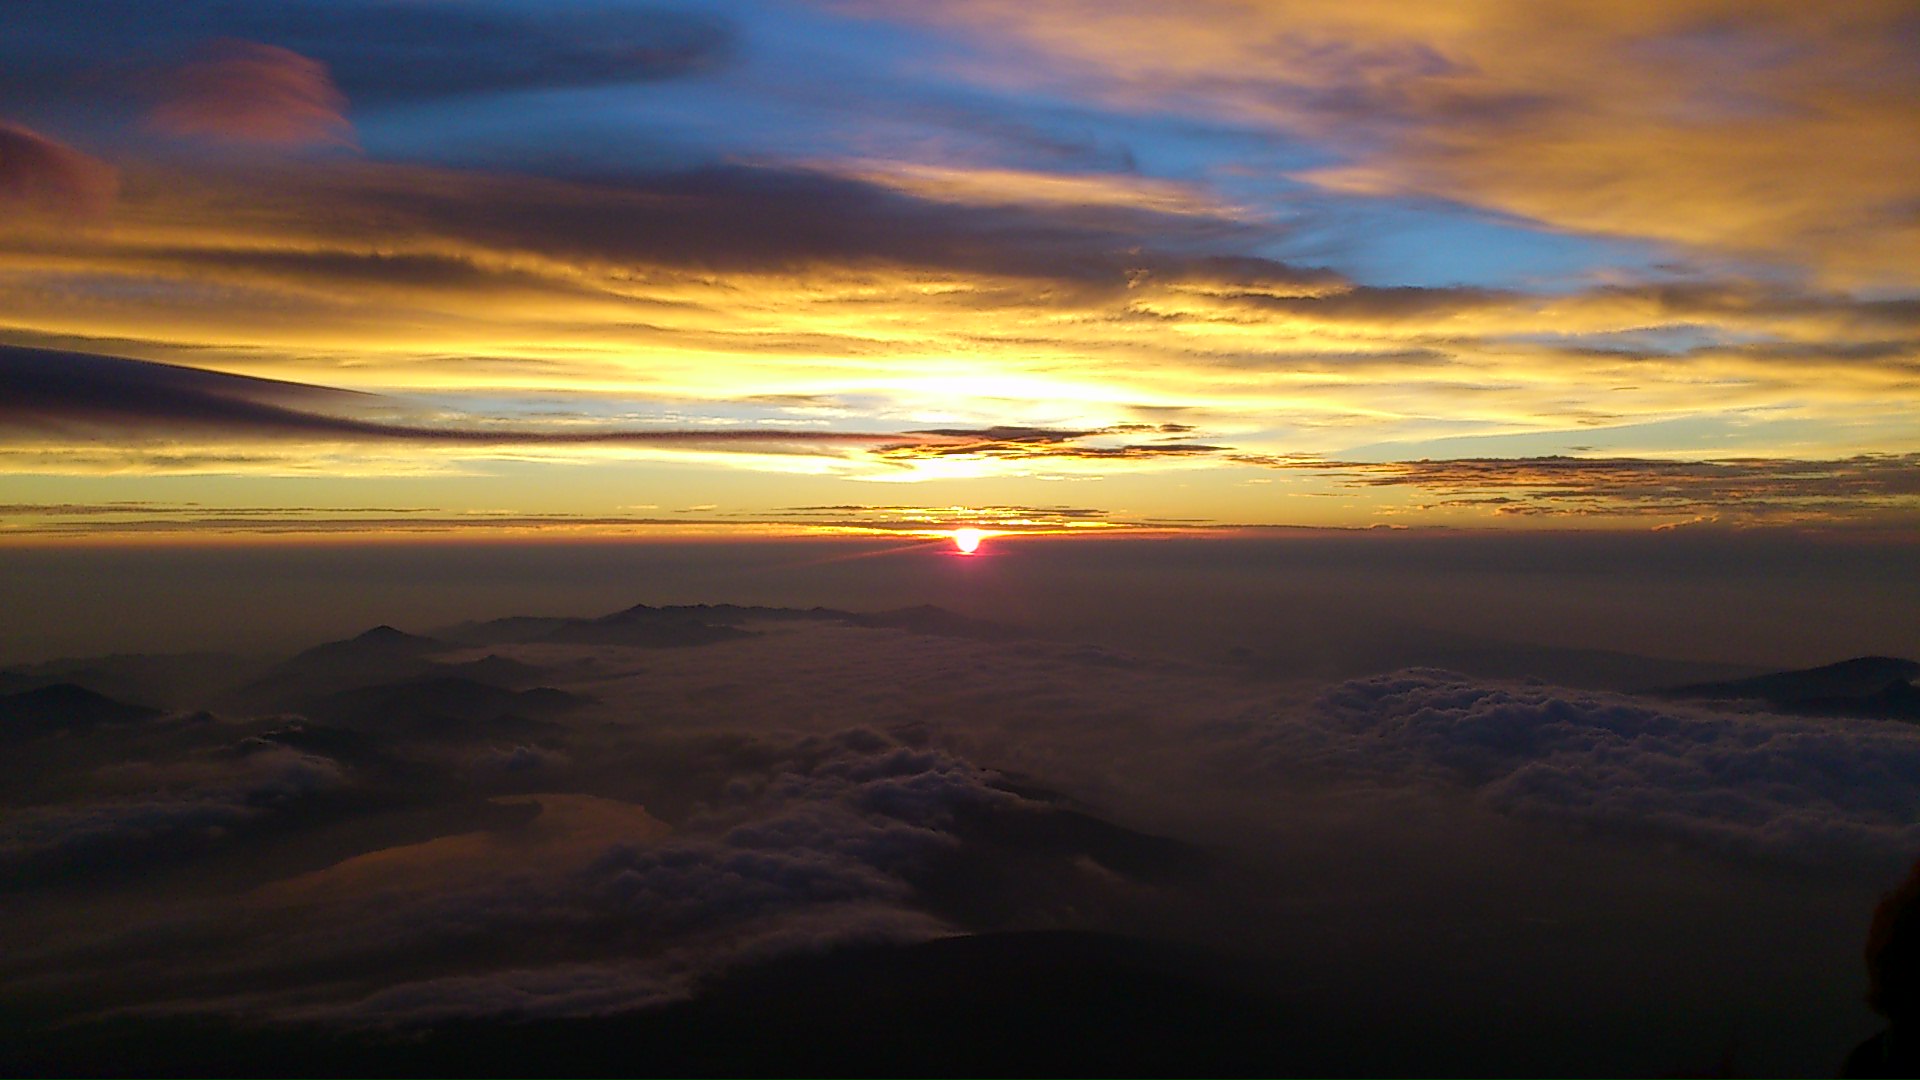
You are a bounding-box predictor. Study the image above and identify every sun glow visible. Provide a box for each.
[952,527,984,554]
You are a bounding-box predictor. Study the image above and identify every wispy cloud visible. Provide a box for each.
[6,342,1916,528]
[0,1,737,112]
[0,346,927,453]
[1241,452,1920,523]
[878,425,1225,465]
[866,0,1920,288]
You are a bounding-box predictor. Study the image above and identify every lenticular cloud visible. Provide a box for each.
[1263,669,1920,863]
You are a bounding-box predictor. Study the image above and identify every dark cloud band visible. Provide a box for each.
[0,346,918,451]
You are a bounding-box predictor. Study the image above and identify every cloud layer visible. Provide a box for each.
[5,342,1912,528]
[0,345,919,452]
[0,610,1911,1078]
[154,729,1048,1023]
[0,153,1911,512]
[1,742,347,877]
[1261,669,1920,863]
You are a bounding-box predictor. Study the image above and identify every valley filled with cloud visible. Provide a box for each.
[4,590,1915,1074]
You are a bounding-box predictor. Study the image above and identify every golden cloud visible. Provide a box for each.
[1239,451,1920,524]
[0,153,1914,492]
[861,0,1920,288]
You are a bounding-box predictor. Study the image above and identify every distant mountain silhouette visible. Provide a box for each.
[223,626,509,714]
[1229,621,1766,691]
[546,604,755,647]
[440,602,1022,648]
[0,683,161,742]
[435,613,573,643]
[434,653,552,687]
[285,625,450,669]
[0,652,261,711]
[295,676,587,741]
[844,604,1025,641]
[441,604,752,648]
[1661,656,1920,721]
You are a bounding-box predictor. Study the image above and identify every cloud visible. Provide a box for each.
[273,4,735,105]
[3,342,1911,526]
[0,153,1304,321]
[0,2,1908,544]
[879,425,1227,465]
[0,343,1331,491]
[471,744,571,779]
[0,498,1132,540]
[767,504,1116,531]
[5,609,1912,1065]
[866,0,1920,287]
[834,160,1245,219]
[0,1,736,111]
[0,146,1912,481]
[208,730,1022,1021]
[0,345,928,453]
[0,744,347,871]
[0,121,116,216]
[1258,669,1920,863]
[2,152,1910,485]
[1238,452,1920,523]
[311,161,1287,285]
[0,8,1914,519]
[145,40,353,148]
[0,502,437,517]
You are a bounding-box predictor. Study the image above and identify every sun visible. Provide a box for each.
[952,528,984,555]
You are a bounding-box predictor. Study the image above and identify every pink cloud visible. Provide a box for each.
[147,39,354,148]
[0,121,117,216]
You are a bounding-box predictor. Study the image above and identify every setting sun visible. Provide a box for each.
[953,528,984,555]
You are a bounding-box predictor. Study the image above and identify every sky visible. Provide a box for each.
[1,0,1917,543]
